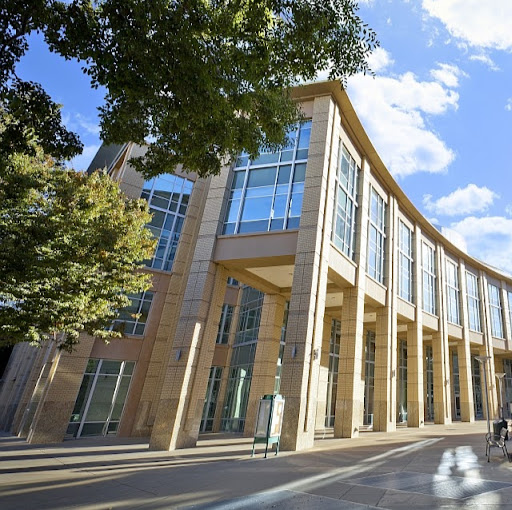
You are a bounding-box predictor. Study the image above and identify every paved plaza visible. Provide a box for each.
[2,421,512,509]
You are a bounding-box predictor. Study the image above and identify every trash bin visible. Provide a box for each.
[493,419,508,439]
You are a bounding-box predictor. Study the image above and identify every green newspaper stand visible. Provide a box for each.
[251,394,285,458]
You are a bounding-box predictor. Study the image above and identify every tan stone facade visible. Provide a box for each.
[2,82,512,451]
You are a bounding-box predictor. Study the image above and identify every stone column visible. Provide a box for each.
[458,259,475,422]
[373,195,397,432]
[244,294,286,436]
[334,156,371,437]
[27,336,95,444]
[480,272,498,417]
[406,223,424,427]
[433,243,451,424]
[279,95,339,451]
[133,178,210,437]
[149,166,232,451]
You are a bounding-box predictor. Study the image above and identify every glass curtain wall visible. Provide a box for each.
[488,284,504,338]
[67,359,135,437]
[471,355,484,419]
[363,331,376,426]
[466,272,482,332]
[397,340,407,424]
[422,243,436,315]
[221,287,264,432]
[425,346,434,421]
[141,174,193,271]
[111,291,154,336]
[200,367,223,432]
[274,301,289,394]
[332,146,359,259]
[367,187,385,283]
[452,351,461,420]
[325,319,341,427]
[446,260,460,325]
[216,304,234,344]
[398,221,413,302]
[223,122,311,235]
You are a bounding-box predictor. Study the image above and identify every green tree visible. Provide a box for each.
[0,149,155,351]
[2,0,378,177]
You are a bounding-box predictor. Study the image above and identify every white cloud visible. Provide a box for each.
[429,63,467,88]
[423,0,512,50]
[469,54,500,71]
[68,144,101,172]
[63,112,100,137]
[450,216,512,273]
[367,47,394,73]
[506,98,512,111]
[348,59,458,177]
[423,184,498,216]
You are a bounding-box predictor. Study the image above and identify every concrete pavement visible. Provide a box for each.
[1,421,512,509]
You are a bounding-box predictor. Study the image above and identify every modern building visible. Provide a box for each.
[1,81,512,451]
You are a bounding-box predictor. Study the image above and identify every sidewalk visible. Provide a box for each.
[1,421,512,509]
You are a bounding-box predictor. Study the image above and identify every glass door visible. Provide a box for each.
[67,359,135,438]
[200,367,223,432]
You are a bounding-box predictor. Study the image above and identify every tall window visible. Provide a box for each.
[398,221,413,302]
[67,359,135,438]
[111,291,154,336]
[445,259,460,325]
[509,291,512,335]
[223,122,311,235]
[221,287,264,432]
[422,243,436,314]
[216,304,234,344]
[333,145,359,259]
[488,283,504,338]
[466,272,481,332]
[141,174,193,271]
[274,301,289,394]
[363,331,375,426]
[367,187,385,283]
[325,319,341,427]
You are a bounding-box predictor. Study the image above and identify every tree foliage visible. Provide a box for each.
[1,0,378,177]
[0,150,155,351]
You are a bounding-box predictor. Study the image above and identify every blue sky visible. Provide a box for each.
[17,0,512,272]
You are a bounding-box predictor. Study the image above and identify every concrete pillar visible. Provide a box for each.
[458,259,475,422]
[334,156,371,437]
[433,243,451,424]
[406,222,424,428]
[480,272,498,417]
[148,164,232,451]
[133,178,211,437]
[244,294,286,436]
[27,336,95,444]
[279,95,339,451]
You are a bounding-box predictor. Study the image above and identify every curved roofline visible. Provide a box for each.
[291,80,510,283]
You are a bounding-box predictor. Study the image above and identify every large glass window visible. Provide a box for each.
[509,291,512,335]
[332,145,359,259]
[141,174,193,271]
[200,366,223,432]
[274,301,289,394]
[221,287,264,432]
[216,304,234,344]
[398,221,413,302]
[472,355,483,419]
[488,283,504,338]
[325,319,341,427]
[397,340,407,423]
[446,259,460,325]
[466,272,481,332]
[367,187,385,283]
[67,359,135,438]
[223,122,311,235]
[422,243,436,315]
[425,346,434,421]
[111,291,154,336]
[363,330,375,426]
